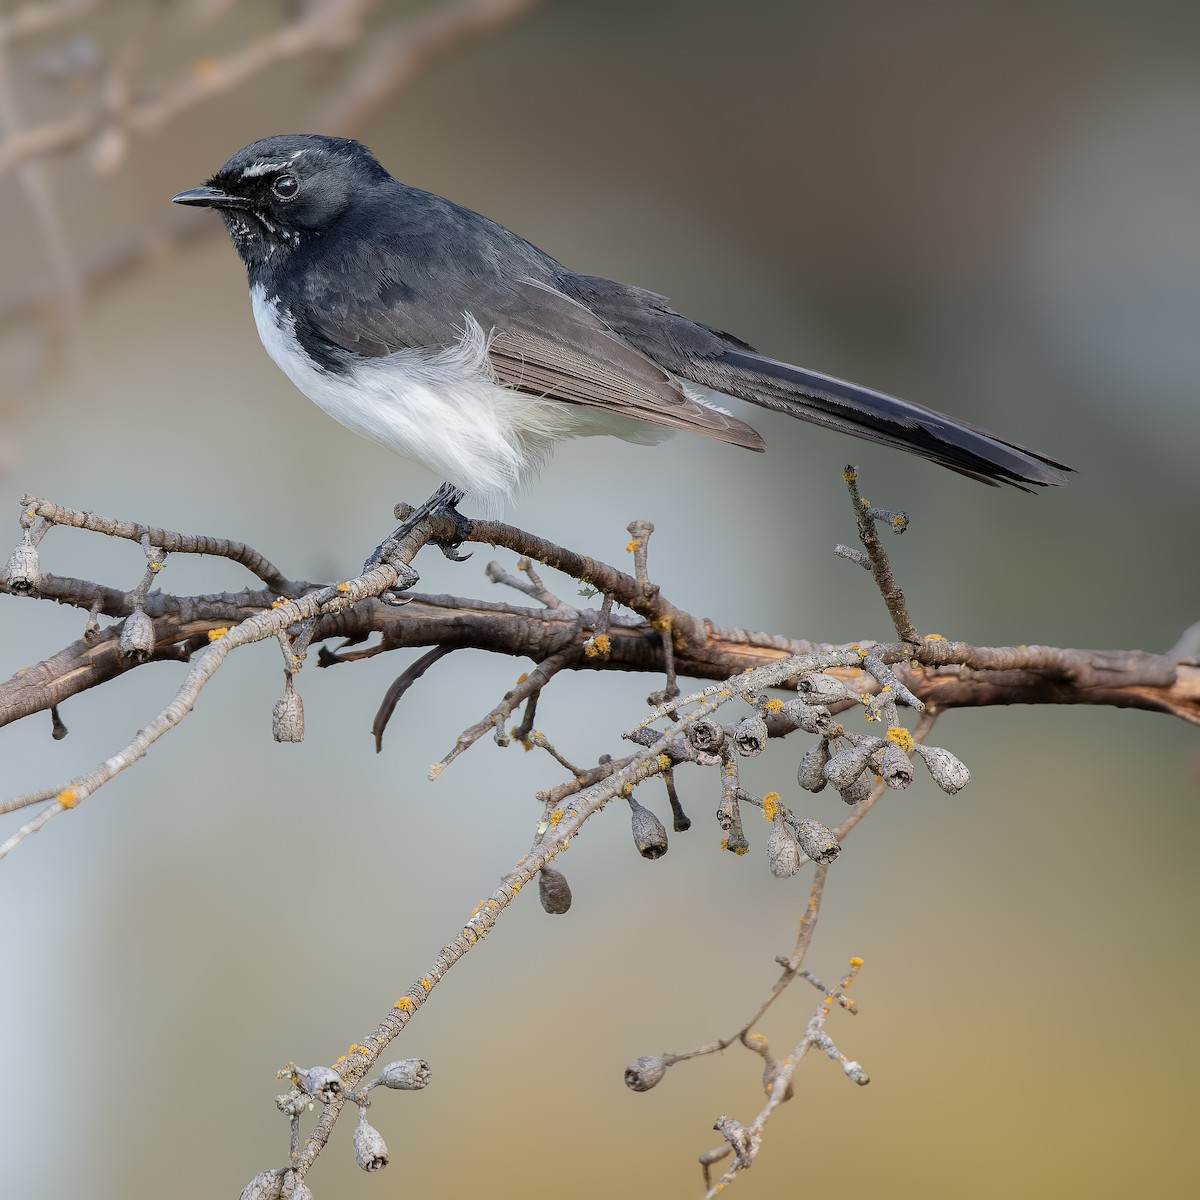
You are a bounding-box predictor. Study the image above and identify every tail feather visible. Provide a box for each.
[686,348,1070,490]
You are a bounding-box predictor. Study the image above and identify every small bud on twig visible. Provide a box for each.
[538,866,572,914]
[629,799,669,859]
[713,1115,759,1168]
[834,542,873,569]
[733,715,768,757]
[843,1060,871,1085]
[795,819,840,864]
[624,1055,668,1092]
[353,1107,389,1172]
[914,744,971,794]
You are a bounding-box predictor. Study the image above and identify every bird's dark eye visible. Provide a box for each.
[272,174,299,200]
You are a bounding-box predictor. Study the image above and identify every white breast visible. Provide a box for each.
[249,285,674,513]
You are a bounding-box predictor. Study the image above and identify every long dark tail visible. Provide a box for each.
[557,273,1071,489]
[684,347,1071,491]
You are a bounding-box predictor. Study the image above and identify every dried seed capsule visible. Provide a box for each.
[837,772,875,806]
[630,800,668,859]
[119,607,155,661]
[914,744,971,794]
[796,819,840,864]
[353,1108,389,1172]
[294,1065,343,1104]
[239,1169,285,1200]
[823,741,878,791]
[375,1058,431,1091]
[877,741,913,789]
[733,715,768,757]
[798,672,856,705]
[796,742,829,793]
[272,687,305,743]
[766,815,802,879]
[780,700,832,734]
[687,717,725,754]
[538,866,572,914]
[624,1055,668,1092]
[3,540,41,591]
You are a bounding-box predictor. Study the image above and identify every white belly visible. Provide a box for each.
[250,285,673,513]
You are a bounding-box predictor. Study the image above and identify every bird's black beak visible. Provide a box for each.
[171,185,246,208]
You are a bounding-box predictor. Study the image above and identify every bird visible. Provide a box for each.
[173,134,1070,519]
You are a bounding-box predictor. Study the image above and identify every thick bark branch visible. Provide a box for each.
[3,573,1196,728]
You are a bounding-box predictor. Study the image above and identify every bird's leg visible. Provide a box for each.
[363,481,473,594]
[425,481,473,561]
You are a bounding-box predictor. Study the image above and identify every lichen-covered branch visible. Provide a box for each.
[3,526,1196,735]
[1,478,1195,1192]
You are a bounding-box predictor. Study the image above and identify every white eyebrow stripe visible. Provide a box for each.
[240,160,288,178]
[240,149,307,178]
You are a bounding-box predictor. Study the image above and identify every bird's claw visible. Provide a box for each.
[426,483,473,561]
[436,540,472,562]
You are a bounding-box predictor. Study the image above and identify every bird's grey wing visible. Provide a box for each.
[305,277,765,451]
[561,273,1071,490]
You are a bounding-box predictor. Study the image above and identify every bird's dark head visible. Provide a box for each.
[172,134,389,271]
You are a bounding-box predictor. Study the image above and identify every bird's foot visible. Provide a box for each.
[414,490,468,564]
[363,482,473,582]
[422,481,473,561]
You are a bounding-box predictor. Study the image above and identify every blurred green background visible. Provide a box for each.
[2,2,1197,1197]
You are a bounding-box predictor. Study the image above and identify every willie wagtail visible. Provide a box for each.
[173,134,1070,514]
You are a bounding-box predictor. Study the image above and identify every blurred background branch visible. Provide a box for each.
[0,0,544,379]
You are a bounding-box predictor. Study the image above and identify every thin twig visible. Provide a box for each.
[18,495,294,592]
[428,641,582,778]
[842,466,919,644]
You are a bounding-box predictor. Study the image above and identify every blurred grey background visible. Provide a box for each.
[1,2,1197,1197]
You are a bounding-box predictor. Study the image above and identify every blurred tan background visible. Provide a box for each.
[2,2,1198,1197]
